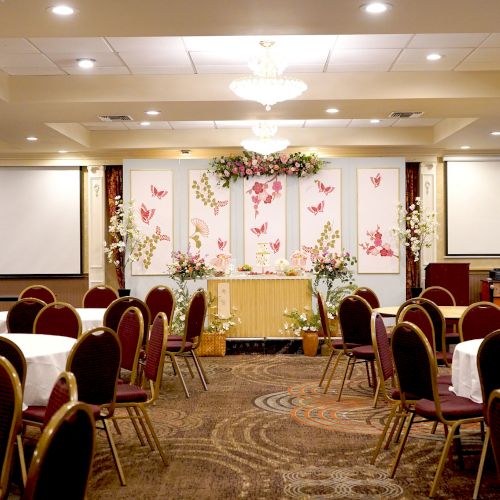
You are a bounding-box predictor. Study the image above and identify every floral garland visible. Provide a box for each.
[209,151,323,188]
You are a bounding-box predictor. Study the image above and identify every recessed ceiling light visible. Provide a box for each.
[326,108,339,114]
[491,131,500,136]
[77,58,96,69]
[180,149,191,155]
[145,110,161,116]
[49,5,75,16]
[426,53,442,61]
[26,136,38,141]
[140,121,151,126]
[460,145,471,150]
[58,150,68,153]
[361,2,391,14]
[370,119,381,124]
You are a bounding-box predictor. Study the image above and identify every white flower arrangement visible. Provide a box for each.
[393,197,438,262]
[275,257,290,272]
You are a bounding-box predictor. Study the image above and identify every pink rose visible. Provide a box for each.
[232,167,238,174]
[253,182,264,194]
[245,168,253,175]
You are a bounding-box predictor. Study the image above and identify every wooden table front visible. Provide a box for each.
[207,275,312,338]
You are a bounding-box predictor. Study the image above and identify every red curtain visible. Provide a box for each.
[405,162,420,299]
[105,166,124,288]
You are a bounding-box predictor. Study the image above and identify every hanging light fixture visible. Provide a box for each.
[241,122,290,155]
[230,41,307,111]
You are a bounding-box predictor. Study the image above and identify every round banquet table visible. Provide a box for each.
[0,307,105,334]
[374,305,467,320]
[0,333,77,408]
[449,338,483,403]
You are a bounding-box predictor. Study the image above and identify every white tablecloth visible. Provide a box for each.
[450,338,483,403]
[0,333,77,408]
[0,307,105,334]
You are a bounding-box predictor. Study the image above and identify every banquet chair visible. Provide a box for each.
[419,286,456,306]
[113,312,169,465]
[487,389,500,484]
[0,357,23,499]
[0,337,27,390]
[6,298,46,333]
[104,297,151,341]
[473,330,500,499]
[459,301,500,342]
[82,284,118,308]
[145,285,176,326]
[19,285,56,305]
[33,301,82,339]
[23,371,78,431]
[66,327,125,485]
[390,321,483,498]
[116,306,144,386]
[166,289,208,398]
[354,287,380,309]
[22,402,95,500]
[324,295,375,403]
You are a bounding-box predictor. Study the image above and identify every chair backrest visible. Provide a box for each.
[33,302,82,339]
[419,286,456,306]
[6,298,46,333]
[354,287,380,309]
[66,327,121,415]
[145,285,176,325]
[391,321,436,406]
[338,295,372,347]
[459,301,500,342]
[143,312,169,399]
[487,389,500,478]
[0,337,27,390]
[477,330,500,422]
[317,292,330,341]
[82,285,118,308]
[104,297,151,339]
[22,402,95,500]
[43,371,78,428]
[0,356,22,499]
[181,290,208,348]
[19,285,56,304]
[370,312,394,389]
[398,303,436,353]
[116,306,144,385]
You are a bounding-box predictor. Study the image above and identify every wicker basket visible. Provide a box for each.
[196,331,227,356]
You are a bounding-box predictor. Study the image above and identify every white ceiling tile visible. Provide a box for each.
[0,38,39,54]
[349,119,397,127]
[106,37,185,52]
[327,48,400,72]
[29,37,112,53]
[49,52,125,67]
[408,33,489,48]
[83,122,128,130]
[0,53,58,67]
[124,121,172,130]
[304,119,351,127]
[284,64,325,73]
[392,48,474,71]
[128,66,194,74]
[190,51,249,65]
[272,120,306,128]
[392,118,441,127]
[335,34,412,49]
[4,67,65,75]
[480,34,500,47]
[169,121,215,129]
[215,120,258,129]
[118,50,191,67]
[455,48,500,70]
[195,64,249,74]
[63,66,130,75]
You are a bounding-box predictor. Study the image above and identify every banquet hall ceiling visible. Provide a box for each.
[2,0,500,158]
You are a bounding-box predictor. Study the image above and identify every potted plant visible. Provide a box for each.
[282,307,322,356]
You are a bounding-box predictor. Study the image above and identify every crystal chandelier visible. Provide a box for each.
[230,41,307,111]
[241,122,290,155]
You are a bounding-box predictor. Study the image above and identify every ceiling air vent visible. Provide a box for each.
[389,111,424,119]
[98,115,133,122]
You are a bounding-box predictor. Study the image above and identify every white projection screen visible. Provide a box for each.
[446,160,500,256]
[0,167,82,275]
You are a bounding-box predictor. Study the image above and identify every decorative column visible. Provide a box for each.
[420,161,438,284]
[87,166,106,288]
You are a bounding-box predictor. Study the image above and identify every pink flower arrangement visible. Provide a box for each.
[210,152,323,188]
[312,250,357,290]
[168,250,213,281]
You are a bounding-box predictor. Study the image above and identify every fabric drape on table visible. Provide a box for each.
[105,166,124,289]
[405,162,420,299]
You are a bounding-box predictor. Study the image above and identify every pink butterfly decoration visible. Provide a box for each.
[150,184,167,199]
[155,226,170,241]
[250,222,268,237]
[218,238,227,251]
[307,200,324,215]
[270,239,280,253]
[370,173,381,188]
[140,203,155,224]
[316,180,335,195]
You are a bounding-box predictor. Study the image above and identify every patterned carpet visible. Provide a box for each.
[86,354,500,499]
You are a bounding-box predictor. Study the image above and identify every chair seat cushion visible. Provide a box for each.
[22,406,45,423]
[415,394,483,420]
[351,344,375,360]
[166,340,193,353]
[332,340,361,349]
[115,383,148,403]
[437,374,452,385]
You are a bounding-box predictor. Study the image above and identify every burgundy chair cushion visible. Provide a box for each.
[437,374,452,385]
[351,344,375,360]
[115,383,148,403]
[166,340,193,352]
[415,394,483,420]
[22,406,46,423]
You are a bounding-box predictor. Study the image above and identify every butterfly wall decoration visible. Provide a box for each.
[307,200,325,216]
[370,173,381,188]
[151,184,167,199]
[250,222,268,237]
[315,180,335,195]
[140,203,155,224]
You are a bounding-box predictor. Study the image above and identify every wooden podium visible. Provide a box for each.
[424,263,470,305]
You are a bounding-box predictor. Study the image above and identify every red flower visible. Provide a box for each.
[252,182,264,194]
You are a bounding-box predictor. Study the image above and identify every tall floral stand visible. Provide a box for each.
[301,330,319,357]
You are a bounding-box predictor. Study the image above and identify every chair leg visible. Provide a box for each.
[371,403,397,465]
[193,351,209,384]
[140,406,169,466]
[365,361,372,387]
[372,378,381,408]
[323,351,343,394]
[133,406,154,450]
[191,352,208,391]
[183,356,195,379]
[112,418,122,435]
[473,428,490,500]
[337,357,353,402]
[125,407,148,448]
[385,409,404,450]
[370,361,377,392]
[390,412,415,478]
[170,355,190,398]
[102,419,126,486]
[429,421,456,498]
[319,349,336,387]
[16,434,27,487]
